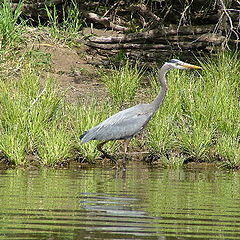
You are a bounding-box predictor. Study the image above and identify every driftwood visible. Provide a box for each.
[8,0,239,60]
[86,39,221,51]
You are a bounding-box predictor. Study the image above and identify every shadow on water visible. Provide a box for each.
[0,161,240,239]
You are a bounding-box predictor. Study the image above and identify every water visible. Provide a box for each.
[0,161,240,240]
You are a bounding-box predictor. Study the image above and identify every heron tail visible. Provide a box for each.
[80,131,89,143]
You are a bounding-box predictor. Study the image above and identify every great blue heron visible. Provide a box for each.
[80,59,201,161]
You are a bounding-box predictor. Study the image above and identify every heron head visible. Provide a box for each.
[167,59,202,70]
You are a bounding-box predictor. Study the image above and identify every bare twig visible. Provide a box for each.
[129,4,161,22]
[177,0,193,32]
[176,0,193,50]
[102,1,121,17]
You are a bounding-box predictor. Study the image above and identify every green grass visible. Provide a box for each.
[37,126,72,165]
[0,0,24,50]
[0,2,239,170]
[101,61,144,106]
[44,0,83,45]
[0,64,70,166]
[1,51,239,169]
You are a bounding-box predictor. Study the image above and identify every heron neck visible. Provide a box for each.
[151,66,168,112]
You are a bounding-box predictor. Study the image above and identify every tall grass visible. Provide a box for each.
[0,65,71,165]
[45,0,83,44]
[0,44,239,169]
[101,61,144,106]
[0,0,24,50]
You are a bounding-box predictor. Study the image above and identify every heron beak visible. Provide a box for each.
[182,63,202,69]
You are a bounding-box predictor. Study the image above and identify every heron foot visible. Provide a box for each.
[97,141,118,165]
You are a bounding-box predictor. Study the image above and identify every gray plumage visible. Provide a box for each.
[80,59,201,149]
[80,103,154,143]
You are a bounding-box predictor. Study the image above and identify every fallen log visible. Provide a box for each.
[86,41,212,50]
[86,42,170,50]
[87,25,216,44]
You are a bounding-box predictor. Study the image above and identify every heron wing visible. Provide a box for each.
[81,104,154,143]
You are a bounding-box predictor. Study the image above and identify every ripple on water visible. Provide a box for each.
[0,162,240,239]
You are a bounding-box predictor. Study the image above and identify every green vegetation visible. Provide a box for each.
[1,51,239,169]
[0,67,67,165]
[0,1,239,169]
[101,61,144,106]
[44,0,83,45]
[0,0,24,50]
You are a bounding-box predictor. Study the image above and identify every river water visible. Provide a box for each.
[0,161,239,240]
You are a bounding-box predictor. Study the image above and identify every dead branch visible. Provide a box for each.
[86,42,170,50]
[129,4,161,22]
[219,0,239,48]
[83,12,129,32]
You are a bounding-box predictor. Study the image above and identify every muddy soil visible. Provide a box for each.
[31,28,122,103]
[38,44,104,102]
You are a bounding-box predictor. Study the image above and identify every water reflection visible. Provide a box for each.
[0,162,239,240]
[80,192,156,237]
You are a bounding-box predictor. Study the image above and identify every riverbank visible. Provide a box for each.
[0,2,239,169]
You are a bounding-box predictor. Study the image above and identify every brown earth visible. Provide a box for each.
[38,43,106,102]
[27,27,121,103]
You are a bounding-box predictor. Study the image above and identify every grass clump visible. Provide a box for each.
[37,127,72,166]
[216,135,240,169]
[0,65,71,166]
[101,61,144,106]
[45,0,83,45]
[0,0,24,50]
[0,128,28,165]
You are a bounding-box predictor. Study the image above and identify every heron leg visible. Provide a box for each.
[122,138,131,171]
[97,141,117,164]
[124,138,131,156]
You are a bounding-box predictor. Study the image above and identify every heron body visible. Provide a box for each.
[80,59,201,160]
[80,103,154,143]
